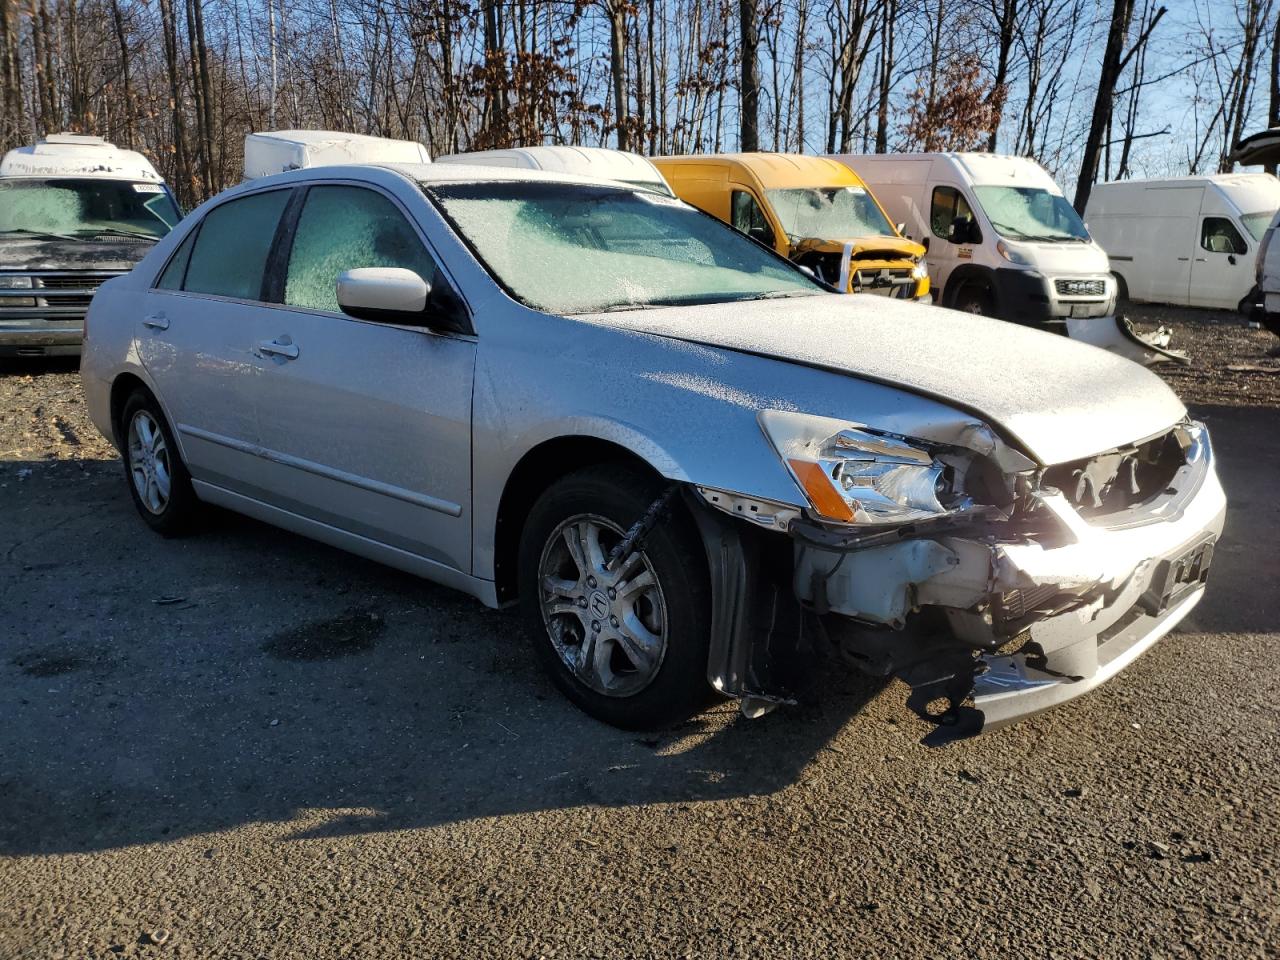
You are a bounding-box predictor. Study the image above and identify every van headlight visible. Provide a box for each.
[759,410,968,525]
[996,240,1031,265]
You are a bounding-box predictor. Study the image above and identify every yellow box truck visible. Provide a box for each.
[651,153,929,300]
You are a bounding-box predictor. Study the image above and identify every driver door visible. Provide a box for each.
[927,184,979,296]
[250,182,476,574]
[1191,216,1251,309]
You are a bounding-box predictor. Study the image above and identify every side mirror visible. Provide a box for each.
[336,267,430,325]
[895,222,906,235]
[949,215,978,245]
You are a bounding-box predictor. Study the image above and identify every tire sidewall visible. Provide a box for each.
[120,390,197,535]
[518,467,711,730]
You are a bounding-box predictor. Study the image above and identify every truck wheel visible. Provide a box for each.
[120,389,200,536]
[1113,272,1131,310]
[518,465,712,730]
[953,285,994,316]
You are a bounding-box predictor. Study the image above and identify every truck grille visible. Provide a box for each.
[1054,278,1106,298]
[37,275,111,291]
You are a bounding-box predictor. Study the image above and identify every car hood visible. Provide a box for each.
[0,237,155,272]
[579,294,1186,466]
[792,234,926,261]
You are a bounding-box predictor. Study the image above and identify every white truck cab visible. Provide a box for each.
[243,130,431,179]
[0,134,181,357]
[834,152,1115,328]
[1085,174,1280,311]
[435,145,674,196]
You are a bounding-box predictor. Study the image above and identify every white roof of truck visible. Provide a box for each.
[1088,173,1280,214]
[436,146,672,193]
[243,130,431,179]
[0,134,163,181]
[837,151,1061,191]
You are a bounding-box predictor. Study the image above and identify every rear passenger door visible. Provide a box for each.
[137,187,293,493]
[250,182,476,574]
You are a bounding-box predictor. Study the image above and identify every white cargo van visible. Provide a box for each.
[835,152,1116,327]
[1084,174,1280,311]
[435,145,673,196]
[243,130,431,179]
[0,133,181,356]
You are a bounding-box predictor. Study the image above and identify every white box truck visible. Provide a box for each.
[833,152,1117,324]
[1084,173,1280,311]
[435,145,674,196]
[243,130,431,179]
[0,134,181,357]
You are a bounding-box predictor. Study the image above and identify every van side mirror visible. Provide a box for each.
[949,215,979,245]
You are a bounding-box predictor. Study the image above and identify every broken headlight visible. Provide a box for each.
[759,410,969,525]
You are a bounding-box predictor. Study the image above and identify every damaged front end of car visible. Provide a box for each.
[685,411,1226,742]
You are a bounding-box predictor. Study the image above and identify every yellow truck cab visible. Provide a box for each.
[651,152,929,300]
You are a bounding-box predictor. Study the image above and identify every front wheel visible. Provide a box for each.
[518,465,712,730]
[953,285,994,316]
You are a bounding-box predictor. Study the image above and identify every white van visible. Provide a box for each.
[835,152,1115,326]
[436,145,673,196]
[243,130,430,179]
[0,134,181,356]
[1084,174,1280,311]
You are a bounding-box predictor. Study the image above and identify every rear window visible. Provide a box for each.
[183,189,290,300]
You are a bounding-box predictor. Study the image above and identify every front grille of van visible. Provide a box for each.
[1054,278,1106,298]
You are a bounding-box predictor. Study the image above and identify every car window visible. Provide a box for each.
[1201,217,1247,255]
[731,190,776,246]
[930,186,976,240]
[156,228,198,290]
[183,189,290,300]
[284,185,440,313]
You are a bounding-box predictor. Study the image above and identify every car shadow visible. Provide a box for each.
[0,456,892,856]
[0,402,1273,856]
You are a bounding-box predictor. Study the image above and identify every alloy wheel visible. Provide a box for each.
[127,409,172,515]
[537,514,669,697]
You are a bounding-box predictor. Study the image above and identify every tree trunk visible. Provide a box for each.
[985,0,1017,152]
[1073,0,1135,213]
[607,0,628,149]
[738,0,760,151]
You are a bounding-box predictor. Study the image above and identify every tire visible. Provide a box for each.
[518,464,712,730]
[119,389,200,536]
[953,285,994,316]
[1112,272,1131,311]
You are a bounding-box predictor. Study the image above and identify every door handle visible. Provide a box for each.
[1176,257,1190,262]
[142,313,169,330]
[257,338,299,360]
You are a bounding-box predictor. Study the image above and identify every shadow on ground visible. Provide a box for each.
[0,402,1274,856]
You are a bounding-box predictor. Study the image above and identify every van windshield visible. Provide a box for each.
[766,186,897,240]
[1241,211,1274,242]
[0,178,179,241]
[426,181,822,314]
[973,185,1089,242]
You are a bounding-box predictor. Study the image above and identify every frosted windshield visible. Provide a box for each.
[1241,212,1273,242]
[973,185,1089,242]
[766,186,896,240]
[426,182,821,314]
[0,178,179,240]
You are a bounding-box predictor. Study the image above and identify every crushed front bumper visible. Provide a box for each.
[0,315,85,356]
[693,422,1225,739]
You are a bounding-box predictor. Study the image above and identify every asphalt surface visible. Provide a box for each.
[1,312,1278,958]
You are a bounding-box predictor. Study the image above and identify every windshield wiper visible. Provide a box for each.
[736,290,817,301]
[0,228,81,241]
[596,302,664,313]
[77,228,157,240]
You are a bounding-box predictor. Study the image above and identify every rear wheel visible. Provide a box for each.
[120,390,199,536]
[518,465,711,730]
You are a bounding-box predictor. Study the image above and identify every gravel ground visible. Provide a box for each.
[1,307,1278,958]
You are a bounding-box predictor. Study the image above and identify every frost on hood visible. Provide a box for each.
[284,186,438,312]
[434,192,816,315]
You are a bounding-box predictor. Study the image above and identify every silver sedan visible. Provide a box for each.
[80,163,1225,737]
